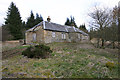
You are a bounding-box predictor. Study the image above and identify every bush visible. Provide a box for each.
[105,62,115,70]
[22,44,52,59]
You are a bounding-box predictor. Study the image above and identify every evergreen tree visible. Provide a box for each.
[39,15,43,22]
[70,16,77,28]
[35,13,43,25]
[65,16,77,28]
[79,24,88,33]
[79,24,87,30]
[65,18,70,26]
[26,11,35,29]
[5,2,23,40]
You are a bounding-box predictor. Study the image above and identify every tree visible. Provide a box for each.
[35,13,43,25]
[79,24,88,33]
[65,16,77,28]
[5,2,23,40]
[70,16,77,28]
[65,18,70,26]
[26,11,35,29]
[89,6,119,49]
[88,6,113,48]
[118,4,120,43]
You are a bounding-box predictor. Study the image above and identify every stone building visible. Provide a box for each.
[25,18,89,44]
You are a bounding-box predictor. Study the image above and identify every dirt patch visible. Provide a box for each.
[2,48,26,60]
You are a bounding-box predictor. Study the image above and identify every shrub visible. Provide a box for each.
[22,44,52,59]
[105,61,115,70]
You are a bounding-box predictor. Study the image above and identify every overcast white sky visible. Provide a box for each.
[0,0,119,29]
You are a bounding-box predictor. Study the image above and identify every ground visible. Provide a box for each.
[2,42,119,78]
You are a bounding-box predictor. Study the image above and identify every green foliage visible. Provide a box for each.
[65,16,77,28]
[35,13,43,25]
[79,24,88,33]
[5,2,23,40]
[22,44,52,59]
[25,11,35,29]
[25,11,43,29]
[65,18,70,26]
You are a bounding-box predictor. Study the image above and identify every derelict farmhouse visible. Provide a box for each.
[25,17,89,44]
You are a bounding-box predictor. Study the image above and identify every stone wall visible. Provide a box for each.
[26,26,89,44]
[68,33,81,42]
[44,30,52,43]
[26,26,44,44]
[36,26,44,43]
[44,30,70,43]
[25,32,33,44]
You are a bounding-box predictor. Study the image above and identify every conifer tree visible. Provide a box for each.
[65,18,70,26]
[5,2,23,40]
[65,16,77,28]
[79,24,87,32]
[70,16,77,28]
[26,11,35,29]
[35,13,43,25]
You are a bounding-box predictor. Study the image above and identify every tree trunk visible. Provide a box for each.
[97,38,99,48]
[112,41,115,49]
[101,38,104,48]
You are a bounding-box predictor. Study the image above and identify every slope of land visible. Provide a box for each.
[2,42,118,78]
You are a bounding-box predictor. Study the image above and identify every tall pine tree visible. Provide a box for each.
[35,13,43,25]
[26,11,35,29]
[65,18,70,26]
[70,16,77,28]
[79,24,88,33]
[5,2,23,40]
[65,16,77,28]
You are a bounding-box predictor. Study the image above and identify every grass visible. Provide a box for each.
[2,42,119,78]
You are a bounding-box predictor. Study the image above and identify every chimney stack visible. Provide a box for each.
[47,16,51,22]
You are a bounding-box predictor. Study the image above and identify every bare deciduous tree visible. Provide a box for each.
[88,6,113,48]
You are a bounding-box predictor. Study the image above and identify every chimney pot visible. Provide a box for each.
[47,16,51,22]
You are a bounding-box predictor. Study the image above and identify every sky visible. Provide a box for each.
[0,0,119,30]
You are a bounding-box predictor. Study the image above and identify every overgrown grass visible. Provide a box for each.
[2,42,118,78]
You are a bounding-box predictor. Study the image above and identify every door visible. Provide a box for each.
[33,33,36,41]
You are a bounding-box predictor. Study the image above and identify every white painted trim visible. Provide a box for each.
[43,21,45,29]
[73,27,76,32]
[65,27,68,32]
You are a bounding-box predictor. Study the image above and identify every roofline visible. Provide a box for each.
[25,21,89,36]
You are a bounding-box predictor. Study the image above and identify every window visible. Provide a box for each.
[64,34,66,39]
[52,32,55,37]
[62,33,66,39]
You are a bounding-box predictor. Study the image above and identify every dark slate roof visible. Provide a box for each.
[26,21,88,36]
[44,21,66,32]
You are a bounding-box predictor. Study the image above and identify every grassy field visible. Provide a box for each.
[2,42,119,78]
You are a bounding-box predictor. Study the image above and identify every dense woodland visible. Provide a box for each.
[2,2,120,49]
